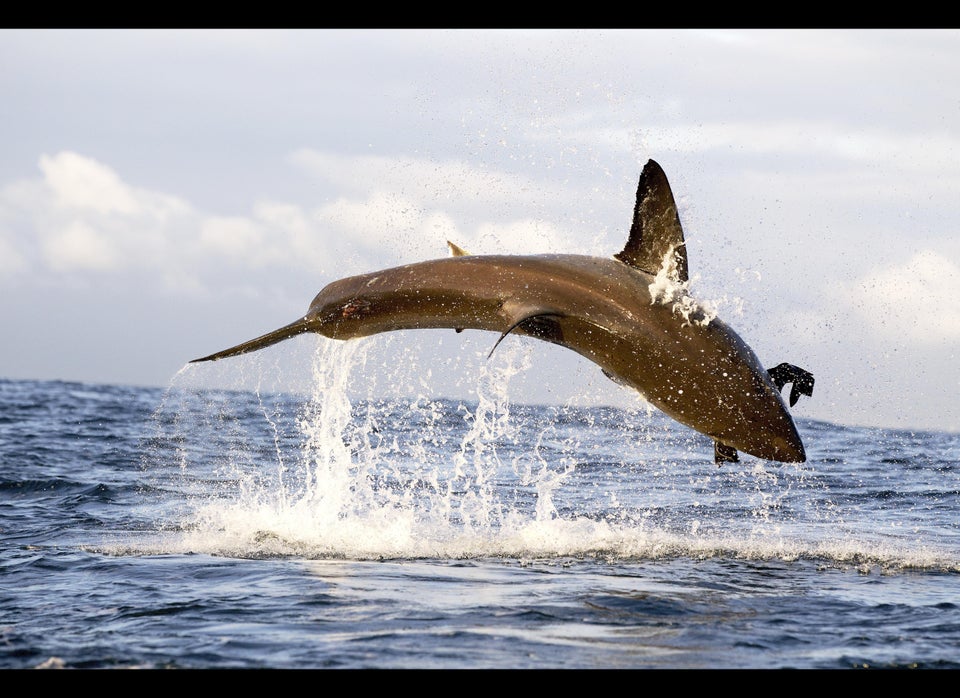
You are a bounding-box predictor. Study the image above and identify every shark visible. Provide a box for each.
[191,159,814,464]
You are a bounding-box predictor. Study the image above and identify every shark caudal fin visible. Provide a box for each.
[614,159,689,283]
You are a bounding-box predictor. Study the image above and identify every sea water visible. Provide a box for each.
[2,336,959,669]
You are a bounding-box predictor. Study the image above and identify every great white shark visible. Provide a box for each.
[192,159,814,464]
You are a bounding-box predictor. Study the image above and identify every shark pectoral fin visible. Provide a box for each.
[601,368,630,387]
[487,310,566,359]
[714,441,739,466]
[447,241,470,257]
[767,363,816,407]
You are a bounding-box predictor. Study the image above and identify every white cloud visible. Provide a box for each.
[848,250,960,344]
[42,220,119,271]
[309,191,462,265]
[0,152,196,281]
[470,219,580,255]
[289,149,562,213]
[39,151,141,215]
[0,149,601,293]
[250,200,329,271]
[290,149,607,261]
[588,120,960,176]
[199,216,263,258]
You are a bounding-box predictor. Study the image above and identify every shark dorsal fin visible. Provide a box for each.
[614,159,689,283]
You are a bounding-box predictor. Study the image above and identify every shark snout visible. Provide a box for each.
[757,428,806,463]
[734,404,807,463]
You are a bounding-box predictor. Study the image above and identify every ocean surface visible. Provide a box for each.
[3,337,960,670]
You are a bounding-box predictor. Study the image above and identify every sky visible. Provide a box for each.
[1,28,958,434]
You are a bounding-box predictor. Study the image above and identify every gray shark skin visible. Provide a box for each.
[192,160,814,464]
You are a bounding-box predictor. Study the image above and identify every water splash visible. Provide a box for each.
[141,335,960,572]
[647,244,719,327]
[158,336,607,559]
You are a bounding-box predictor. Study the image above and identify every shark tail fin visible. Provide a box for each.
[614,159,689,283]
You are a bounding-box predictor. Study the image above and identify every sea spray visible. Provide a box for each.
[161,332,628,557]
[163,332,842,562]
[647,244,719,328]
[296,336,371,520]
[448,341,529,530]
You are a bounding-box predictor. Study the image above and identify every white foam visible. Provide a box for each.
[647,244,719,327]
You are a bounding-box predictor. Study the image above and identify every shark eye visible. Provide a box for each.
[341,299,370,318]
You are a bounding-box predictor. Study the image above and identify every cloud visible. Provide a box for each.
[39,151,141,215]
[199,216,264,259]
[0,151,198,283]
[290,149,604,258]
[848,249,960,344]
[0,149,599,295]
[289,149,577,215]
[42,220,120,271]
[0,152,336,284]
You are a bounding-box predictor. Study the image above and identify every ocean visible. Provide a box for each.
[2,337,959,669]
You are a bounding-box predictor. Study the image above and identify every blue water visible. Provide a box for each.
[2,337,960,669]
